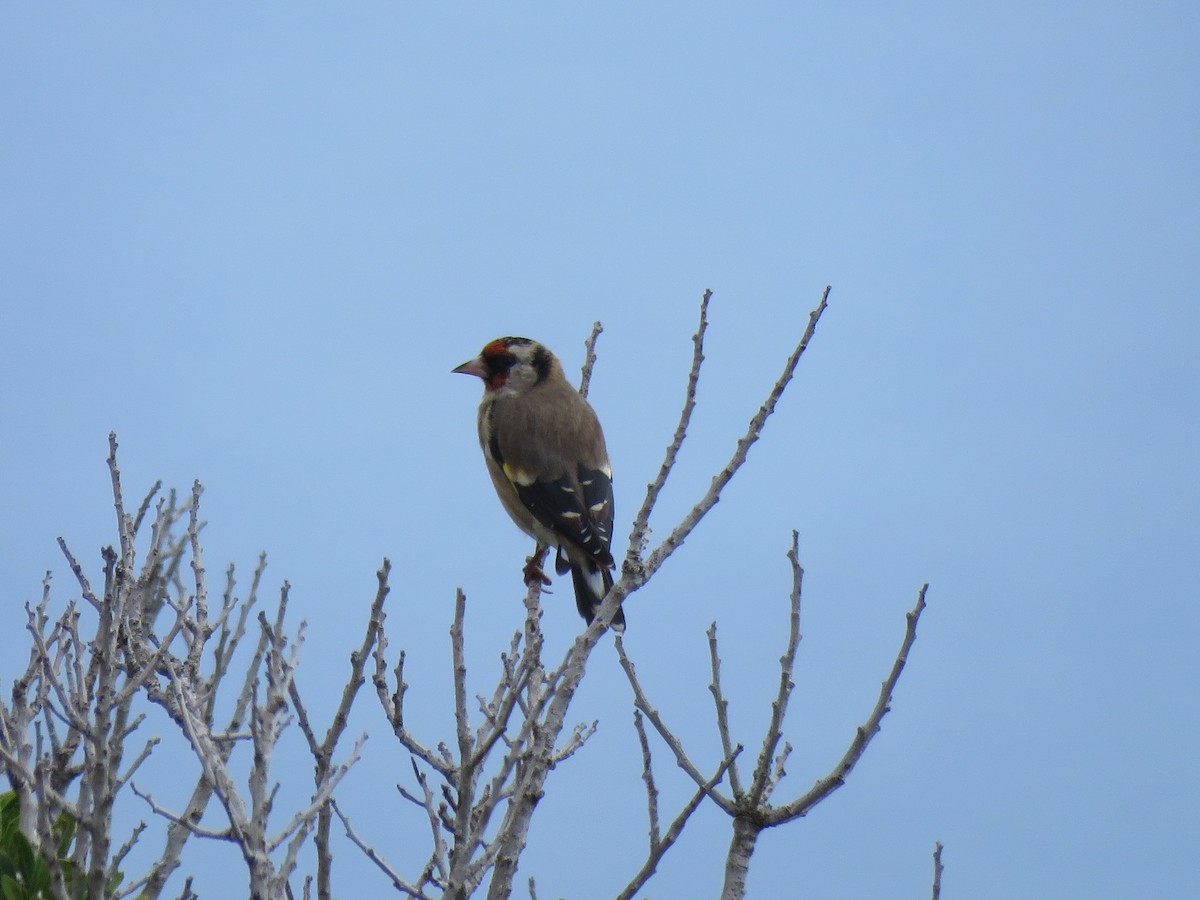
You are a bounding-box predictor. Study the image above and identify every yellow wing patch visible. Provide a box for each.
[502,462,537,487]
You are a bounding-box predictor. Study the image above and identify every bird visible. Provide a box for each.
[453,337,624,631]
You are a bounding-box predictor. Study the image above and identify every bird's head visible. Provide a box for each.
[453,337,556,394]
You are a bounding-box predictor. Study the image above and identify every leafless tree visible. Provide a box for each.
[1,436,380,899]
[1,286,938,898]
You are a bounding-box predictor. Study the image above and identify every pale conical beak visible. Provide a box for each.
[452,356,488,379]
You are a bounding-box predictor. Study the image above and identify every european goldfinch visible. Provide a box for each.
[453,337,624,631]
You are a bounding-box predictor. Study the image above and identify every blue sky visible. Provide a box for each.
[2,3,1198,897]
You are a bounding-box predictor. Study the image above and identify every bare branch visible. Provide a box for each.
[451,588,473,762]
[615,637,736,815]
[333,800,436,900]
[110,821,149,897]
[271,732,367,879]
[551,719,598,764]
[407,760,450,887]
[632,709,660,847]
[931,841,945,900]
[617,746,742,900]
[578,321,603,398]
[185,480,209,673]
[748,531,803,806]
[627,289,711,563]
[55,537,103,612]
[374,620,452,776]
[642,286,831,580]
[107,432,135,567]
[764,741,792,801]
[310,559,391,900]
[129,783,235,842]
[768,584,929,824]
[131,479,163,536]
[115,735,159,792]
[141,565,271,898]
[706,622,743,799]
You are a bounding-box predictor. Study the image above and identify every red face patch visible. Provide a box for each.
[479,339,515,391]
[482,338,510,358]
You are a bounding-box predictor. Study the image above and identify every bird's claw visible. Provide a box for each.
[523,546,553,587]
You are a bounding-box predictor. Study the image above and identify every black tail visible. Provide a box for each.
[570,559,624,632]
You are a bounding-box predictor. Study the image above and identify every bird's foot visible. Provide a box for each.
[523,546,553,587]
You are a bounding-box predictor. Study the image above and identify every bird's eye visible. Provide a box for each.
[486,352,517,373]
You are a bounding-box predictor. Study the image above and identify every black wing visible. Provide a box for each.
[512,465,614,567]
